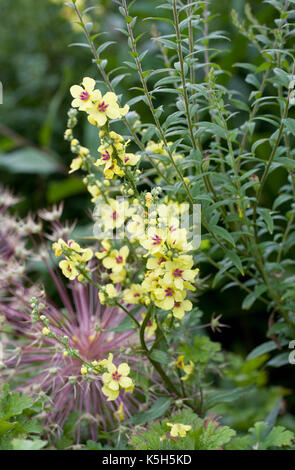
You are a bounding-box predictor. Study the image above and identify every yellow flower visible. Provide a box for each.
[172,298,193,320]
[102,361,133,401]
[87,91,122,127]
[123,284,145,304]
[175,355,185,369]
[42,327,50,336]
[146,254,168,272]
[103,246,129,272]
[163,258,199,290]
[95,239,111,260]
[95,145,113,167]
[145,192,153,208]
[69,156,83,174]
[181,360,194,381]
[99,353,114,368]
[140,228,167,255]
[53,238,81,255]
[52,239,64,257]
[100,199,133,232]
[166,423,191,438]
[73,248,93,264]
[109,131,125,152]
[70,77,97,111]
[119,152,141,166]
[167,228,192,252]
[146,140,167,156]
[114,402,125,421]
[153,281,185,311]
[109,269,126,284]
[103,159,125,179]
[104,283,118,299]
[59,260,79,280]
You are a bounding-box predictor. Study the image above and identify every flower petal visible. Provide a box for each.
[70,85,83,98]
[119,376,133,389]
[117,363,130,376]
[82,76,96,91]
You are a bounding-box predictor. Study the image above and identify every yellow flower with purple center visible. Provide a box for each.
[163,258,199,290]
[102,361,133,401]
[104,159,125,179]
[153,282,185,311]
[123,284,145,304]
[141,228,167,255]
[100,199,134,232]
[174,355,194,380]
[119,152,141,167]
[172,298,193,320]
[102,245,129,272]
[87,91,128,127]
[70,77,97,111]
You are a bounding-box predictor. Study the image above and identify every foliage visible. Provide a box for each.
[227,421,294,450]
[0,385,48,450]
[129,409,236,450]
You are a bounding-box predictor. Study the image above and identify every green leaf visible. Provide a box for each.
[242,285,267,310]
[204,387,251,411]
[0,392,34,420]
[267,352,290,368]
[197,122,226,139]
[149,350,170,365]
[104,315,137,333]
[210,225,236,247]
[250,422,294,449]
[0,420,16,438]
[0,148,60,175]
[247,340,280,360]
[46,178,85,203]
[129,397,173,425]
[96,41,116,55]
[225,250,244,275]
[12,438,47,450]
[285,118,295,136]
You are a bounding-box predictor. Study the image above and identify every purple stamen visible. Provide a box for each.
[112,371,122,381]
[80,91,90,101]
[173,268,183,278]
[98,101,109,112]
[165,287,174,297]
[152,235,162,246]
[102,151,111,161]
